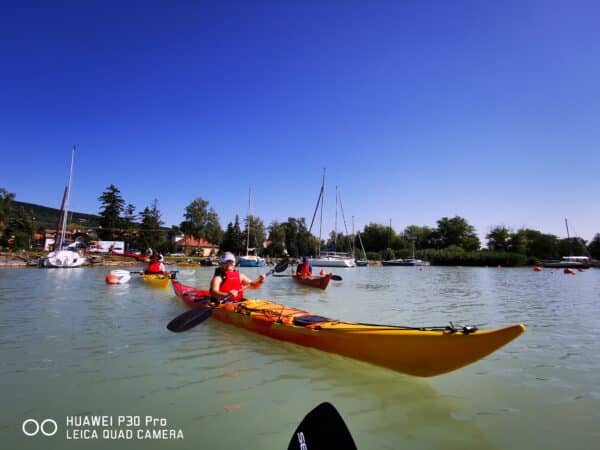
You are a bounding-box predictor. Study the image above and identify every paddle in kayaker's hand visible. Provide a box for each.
[167,256,289,333]
[288,402,357,450]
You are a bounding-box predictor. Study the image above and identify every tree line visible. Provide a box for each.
[1,185,599,263]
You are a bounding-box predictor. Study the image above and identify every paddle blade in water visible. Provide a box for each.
[288,402,356,450]
[331,275,343,281]
[167,308,212,332]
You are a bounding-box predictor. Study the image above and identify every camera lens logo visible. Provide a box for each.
[22,419,58,437]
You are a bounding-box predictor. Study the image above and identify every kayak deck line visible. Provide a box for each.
[171,280,526,377]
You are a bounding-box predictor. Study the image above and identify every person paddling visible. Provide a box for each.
[210,252,265,301]
[145,252,166,274]
[296,256,313,276]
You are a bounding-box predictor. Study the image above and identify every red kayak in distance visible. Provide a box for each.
[292,273,333,290]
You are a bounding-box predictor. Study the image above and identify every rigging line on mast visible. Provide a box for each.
[338,188,352,253]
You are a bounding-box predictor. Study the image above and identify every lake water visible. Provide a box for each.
[1,266,599,450]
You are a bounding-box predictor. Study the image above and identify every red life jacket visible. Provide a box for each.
[219,270,243,300]
[298,262,311,276]
[146,261,163,274]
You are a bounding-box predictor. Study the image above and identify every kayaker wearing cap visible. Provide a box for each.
[296,256,312,276]
[210,252,265,301]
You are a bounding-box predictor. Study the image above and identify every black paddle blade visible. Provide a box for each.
[167,308,212,332]
[288,402,357,450]
[274,260,289,273]
[331,275,343,281]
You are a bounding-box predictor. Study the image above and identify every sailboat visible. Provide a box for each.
[238,188,266,267]
[381,222,429,267]
[40,146,87,268]
[353,217,368,266]
[306,170,356,268]
[542,219,590,269]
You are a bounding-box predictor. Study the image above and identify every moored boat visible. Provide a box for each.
[171,280,526,377]
[40,146,87,269]
[382,258,430,266]
[542,256,590,269]
[238,255,266,267]
[292,273,333,290]
[307,252,356,268]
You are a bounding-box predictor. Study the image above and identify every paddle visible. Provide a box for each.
[166,260,289,333]
[288,402,357,450]
[130,270,178,278]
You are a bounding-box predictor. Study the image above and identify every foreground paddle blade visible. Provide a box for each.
[167,308,212,332]
[288,402,357,450]
[275,260,289,273]
[331,275,343,281]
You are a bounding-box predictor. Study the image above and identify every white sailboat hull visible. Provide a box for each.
[41,250,87,268]
[307,256,356,268]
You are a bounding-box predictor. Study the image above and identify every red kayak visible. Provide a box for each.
[109,250,149,262]
[293,273,333,290]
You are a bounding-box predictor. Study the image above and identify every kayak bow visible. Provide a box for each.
[171,280,525,377]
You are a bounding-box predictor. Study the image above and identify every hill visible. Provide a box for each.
[13,200,101,230]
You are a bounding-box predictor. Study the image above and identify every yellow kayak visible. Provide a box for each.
[140,272,173,288]
[172,280,525,377]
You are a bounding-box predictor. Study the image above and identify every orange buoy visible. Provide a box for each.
[564,268,575,275]
[533,266,542,272]
[105,274,120,284]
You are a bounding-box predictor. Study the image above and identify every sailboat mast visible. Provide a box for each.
[58,146,75,249]
[334,186,338,251]
[246,188,251,256]
[352,216,355,257]
[565,218,570,240]
[318,168,325,257]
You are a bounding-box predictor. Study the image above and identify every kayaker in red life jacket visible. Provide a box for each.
[296,256,312,276]
[210,252,265,301]
[145,252,166,274]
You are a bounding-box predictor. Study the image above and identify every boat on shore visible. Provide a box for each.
[171,280,526,377]
[40,146,87,269]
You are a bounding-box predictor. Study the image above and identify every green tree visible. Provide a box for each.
[222,215,245,255]
[3,205,34,250]
[98,184,125,240]
[558,237,588,257]
[436,216,480,251]
[0,188,16,237]
[243,214,266,255]
[139,199,166,251]
[361,223,392,254]
[520,229,559,259]
[588,234,600,258]
[403,225,436,250]
[266,221,287,257]
[180,197,223,245]
[487,226,511,251]
[284,217,318,257]
[508,230,528,254]
[122,203,138,234]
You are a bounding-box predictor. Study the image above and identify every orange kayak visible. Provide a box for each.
[171,280,525,377]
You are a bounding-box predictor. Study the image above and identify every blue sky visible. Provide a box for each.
[2,0,599,243]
